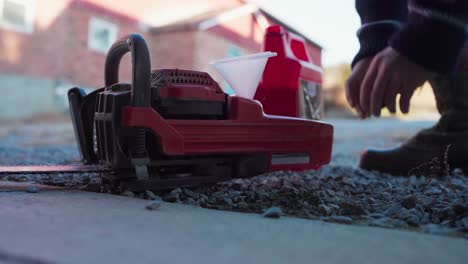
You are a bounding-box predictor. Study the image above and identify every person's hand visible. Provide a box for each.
[345,57,373,118]
[359,47,436,117]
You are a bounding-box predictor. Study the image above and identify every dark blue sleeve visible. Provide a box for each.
[389,0,468,74]
[351,0,408,68]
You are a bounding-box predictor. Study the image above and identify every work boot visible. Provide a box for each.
[359,73,468,176]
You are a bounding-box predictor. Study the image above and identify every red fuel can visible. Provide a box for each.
[254,25,324,119]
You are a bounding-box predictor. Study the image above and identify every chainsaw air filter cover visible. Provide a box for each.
[150,69,227,120]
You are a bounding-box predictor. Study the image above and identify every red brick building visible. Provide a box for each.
[0,0,322,118]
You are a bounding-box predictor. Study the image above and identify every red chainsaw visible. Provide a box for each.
[0,33,333,192]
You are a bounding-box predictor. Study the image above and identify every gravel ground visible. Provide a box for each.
[1,117,467,239]
[157,167,468,239]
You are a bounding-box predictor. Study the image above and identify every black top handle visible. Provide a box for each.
[104,33,151,107]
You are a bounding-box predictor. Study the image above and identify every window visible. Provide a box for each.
[88,17,117,54]
[226,45,242,58]
[0,0,35,33]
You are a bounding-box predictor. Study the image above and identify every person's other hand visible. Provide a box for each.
[345,57,373,118]
[359,47,436,117]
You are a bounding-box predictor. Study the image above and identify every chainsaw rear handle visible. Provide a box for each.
[104,33,151,107]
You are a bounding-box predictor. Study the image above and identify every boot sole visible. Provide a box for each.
[359,149,468,177]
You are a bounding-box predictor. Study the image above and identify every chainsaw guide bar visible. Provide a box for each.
[0,165,111,175]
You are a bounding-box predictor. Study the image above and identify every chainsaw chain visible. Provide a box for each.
[0,164,110,175]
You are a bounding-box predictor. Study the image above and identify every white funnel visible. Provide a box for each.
[211,52,277,99]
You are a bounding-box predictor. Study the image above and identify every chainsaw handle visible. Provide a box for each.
[104,33,151,107]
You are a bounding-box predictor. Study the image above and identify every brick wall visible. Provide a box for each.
[58,5,139,88]
[0,0,155,118]
[193,30,257,91]
[0,0,153,88]
[147,31,196,71]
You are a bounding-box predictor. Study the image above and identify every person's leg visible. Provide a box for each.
[431,46,468,121]
[455,47,468,73]
[359,47,468,176]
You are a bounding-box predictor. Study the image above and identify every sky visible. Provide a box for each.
[251,0,361,67]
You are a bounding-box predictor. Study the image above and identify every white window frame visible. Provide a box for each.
[0,0,35,33]
[87,17,118,54]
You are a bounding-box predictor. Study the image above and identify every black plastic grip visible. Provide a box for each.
[104,33,151,107]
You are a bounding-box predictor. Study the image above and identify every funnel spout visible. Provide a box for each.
[211,52,277,99]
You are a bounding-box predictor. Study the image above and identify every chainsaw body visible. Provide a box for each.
[68,33,333,191]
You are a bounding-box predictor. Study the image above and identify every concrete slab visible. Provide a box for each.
[0,191,466,264]
[0,181,67,191]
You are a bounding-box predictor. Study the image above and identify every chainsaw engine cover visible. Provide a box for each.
[92,69,230,169]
